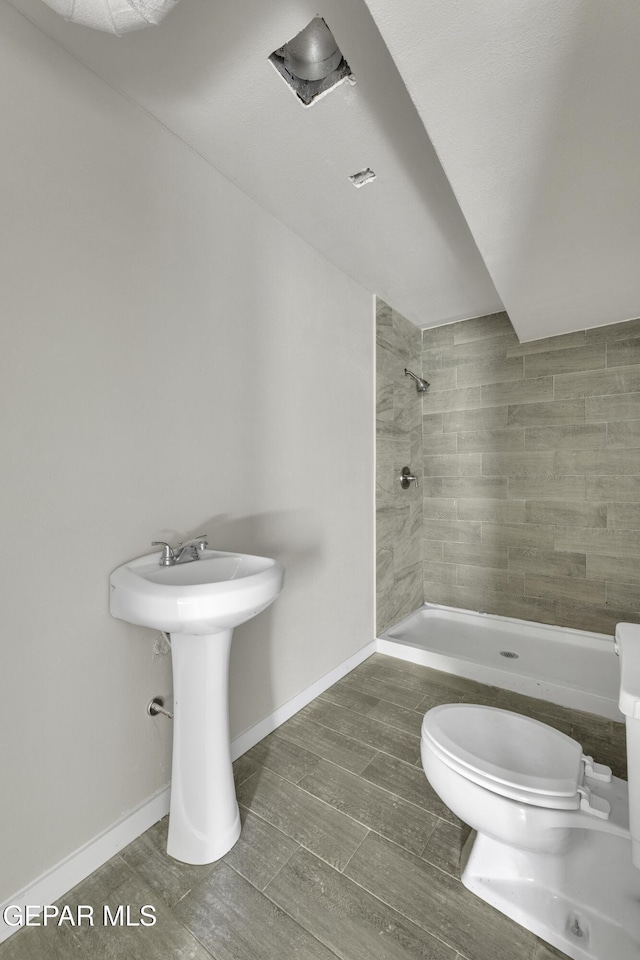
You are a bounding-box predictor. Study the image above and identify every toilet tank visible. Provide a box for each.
[615,622,640,869]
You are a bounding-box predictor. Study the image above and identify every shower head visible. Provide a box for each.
[405,368,430,392]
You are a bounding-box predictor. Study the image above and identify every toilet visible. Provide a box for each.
[420,621,640,960]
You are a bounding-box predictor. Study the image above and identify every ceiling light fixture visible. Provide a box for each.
[39,0,180,34]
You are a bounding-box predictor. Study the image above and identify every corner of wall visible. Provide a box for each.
[375,298,424,634]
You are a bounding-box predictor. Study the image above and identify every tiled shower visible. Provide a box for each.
[376,300,424,632]
[376,299,640,637]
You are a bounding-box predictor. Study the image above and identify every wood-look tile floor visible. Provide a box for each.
[2,653,627,960]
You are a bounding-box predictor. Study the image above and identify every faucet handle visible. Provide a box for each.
[178,534,208,550]
[399,467,419,489]
[152,541,176,565]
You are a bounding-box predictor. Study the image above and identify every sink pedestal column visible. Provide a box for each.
[166,630,241,864]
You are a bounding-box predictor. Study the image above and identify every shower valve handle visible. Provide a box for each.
[400,467,419,489]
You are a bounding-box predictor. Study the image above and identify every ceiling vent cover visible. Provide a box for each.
[349,168,376,188]
[269,17,353,106]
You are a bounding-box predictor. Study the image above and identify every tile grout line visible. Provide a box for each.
[271,716,380,770]
[171,831,341,960]
[167,910,220,960]
[264,831,463,960]
[297,708,421,760]
[353,755,461,823]
[233,761,261,789]
[225,822,300,894]
[239,765,374,861]
[416,813,439,862]
[253,751,458,847]
[340,830,467,960]
[333,672,436,712]
[117,851,217,919]
[108,861,221,960]
[256,884,346,960]
[354,696,427,736]
[276,710,421,766]
[338,828,371,876]
[323,665,437,704]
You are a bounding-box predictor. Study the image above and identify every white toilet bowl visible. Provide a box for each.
[421,704,623,854]
[421,700,640,960]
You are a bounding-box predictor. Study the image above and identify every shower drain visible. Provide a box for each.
[499,650,519,659]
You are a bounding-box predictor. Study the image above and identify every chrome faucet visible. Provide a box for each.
[151,535,208,566]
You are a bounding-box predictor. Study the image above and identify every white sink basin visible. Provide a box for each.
[110,549,284,634]
[109,546,285,866]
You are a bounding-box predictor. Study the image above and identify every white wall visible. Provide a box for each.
[0,2,374,903]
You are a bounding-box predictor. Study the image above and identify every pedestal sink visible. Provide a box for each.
[109,548,285,864]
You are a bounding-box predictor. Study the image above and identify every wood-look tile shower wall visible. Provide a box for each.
[421,311,640,635]
[376,299,424,633]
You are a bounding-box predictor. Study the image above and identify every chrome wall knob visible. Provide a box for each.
[399,467,419,489]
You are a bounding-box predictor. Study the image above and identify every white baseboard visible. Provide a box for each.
[1,639,376,945]
[230,639,376,759]
[0,786,170,944]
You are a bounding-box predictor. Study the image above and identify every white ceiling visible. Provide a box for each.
[6,0,640,338]
[364,0,640,340]
[5,0,501,331]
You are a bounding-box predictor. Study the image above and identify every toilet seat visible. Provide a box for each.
[422,703,584,810]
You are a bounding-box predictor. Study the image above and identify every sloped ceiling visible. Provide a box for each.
[4,0,501,330]
[6,0,640,339]
[363,0,640,341]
